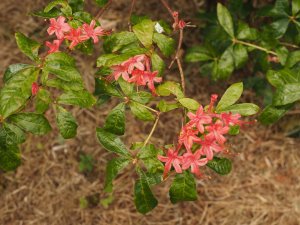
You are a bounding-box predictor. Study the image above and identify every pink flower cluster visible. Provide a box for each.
[158,94,245,178]
[46,16,111,54]
[108,54,162,95]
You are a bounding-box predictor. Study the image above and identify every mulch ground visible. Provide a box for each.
[0,0,299,224]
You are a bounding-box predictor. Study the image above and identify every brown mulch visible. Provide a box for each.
[0,0,300,224]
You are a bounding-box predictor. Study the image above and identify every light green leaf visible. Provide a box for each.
[129,91,152,104]
[118,77,134,96]
[157,100,179,112]
[151,53,165,76]
[15,32,40,62]
[178,98,200,111]
[1,123,26,145]
[216,82,243,111]
[44,0,72,16]
[270,18,290,39]
[273,83,300,105]
[285,50,300,68]
[3,64,34,83]
[138,144,164,173]
[292,0,300,15]
[267,69,299,88]
[236,21,257,40]
[153,33,175,57]
[96,128,130,156]
[35,88,51,114]
[212,46,234,80]
[220,103,260,116]
[156,81,184,99]
[9,113,51,135]
[56,106,78,139]
[103,32,139,53]
[104,103,126,136]
[57,90,96,108]
[133,19,154,48]
[217,3,235,37]
[129,102,155,121]
[232,44,248,68]
[169,171,197,204]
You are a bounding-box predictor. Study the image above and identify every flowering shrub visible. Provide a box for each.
[186,0,300,125]
[0,0,261,214]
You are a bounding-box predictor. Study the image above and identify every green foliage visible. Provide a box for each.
[104,103,126,135]
[56,106,78,139]
[129,102,155,121]
[79,154,94,173]
[15,33,40,62]
[132,19,154,48]
[206,157,232,175]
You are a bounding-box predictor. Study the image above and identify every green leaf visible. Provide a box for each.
[46,78,84,91]
[129,92,152,104]
[153,33,175,57]
[157,100,179,112]
[0,67,39,119]
[104,103,126,136]
[270,18,290,38]
[232,44,248,68]
[156,81,184,99]
[35,89,51,113]
[292,0,300,15]
[207,157,232,175]
[97,53,135,67]
[31,8,62,18]
[134,173,158,214]
[8,113,51,135]
[118,78,134,96]
[178,98,200,111]
[103,32,139,53]
[94,78,123,98]
[79,154,94,173]
[57,90,96,108]
[285,50,300,68]
[236,21,257,40]
[273,83,300,105]
[56,106,78,139]
[133,19,154,48]
[104,157,130,192]
[138,144,164,173]
[216,82,243,111]
[95,0,108,7]
[217,3,235,37]
[229,125,240,135]
[44,0,72,16]
[96,128,130,156]
[276,46,289,65]
[212,46,234,80]
[267,69,299,88]
[151,53,165,76]
[15,32,40,62]
[169,171,197,204]
[220,103,260,116]
[0,144,21,171]
[259,104,293,125]
[1,123,26,145]
[129,102,155,121]
[3,64,34,83]
[185,46,213,62]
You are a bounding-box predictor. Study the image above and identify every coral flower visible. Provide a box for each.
[181,150,208,178]
[158,148,182,178]
[64,28,85,49]
[45,39,62,54]
[206,120,229,144]
[198,135,224,160]
[178,126,201,152]
[144,71,162,95]
[81,20,111,43]
[47,16,70,39]
[187,106,212,133]
[31,82,39,95]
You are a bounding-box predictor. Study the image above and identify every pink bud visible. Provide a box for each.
[31,82,39,95]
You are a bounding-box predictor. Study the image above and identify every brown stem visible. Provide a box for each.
[95,0,113,20]
[128,0,137,31]
[159,0,174,17]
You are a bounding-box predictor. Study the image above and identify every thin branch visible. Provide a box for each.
[159,0,174,17]
[142,114,160,148]
[280,41,300,49]
[176,57,185,94]
[95,0,113,20]
[169,28,183,69]
[128,0,137,31]
[235,39,278,56]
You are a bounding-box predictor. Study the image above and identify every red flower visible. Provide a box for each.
[47,16,70,39]
[198,135,224,160]
[158,148,182,178]
[187,106,212,133]
[128,69,147,86]
[206,120,229,144]
[122,54,145,74]
[64,28,85,49]
[144,71,162,95]
[178,126,201,152]
[45,39,62,54]
[81,20,111,43]
[207,94,218,112]
[31,82,39,95]
[181,150,208,178]
[219,112,241,126]
[110,65,130,81]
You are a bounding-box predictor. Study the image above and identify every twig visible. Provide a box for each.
[176,56,185,94]
[142,114,160,148]
[280,41,300,49]
[95,0,113,20]
[128,0,136,31]
[234,39,278,56]
[159,0,173,17]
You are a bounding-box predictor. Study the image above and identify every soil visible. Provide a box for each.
[0,0,299,225]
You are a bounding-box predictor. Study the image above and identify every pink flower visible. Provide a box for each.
[31,82,39,95]
[128,69,147,86]
[47,16,70,39]
[144,71,162,95]
[81,20,111,43]
[64,28,85,49]
[207,94,218,112]
[178,126,201,152]
[122,54,145,74]
[198,135,224,160]
[110,65,130,81]
[158,148,182,178]
[218,112,241,126]
[181,150,208,178]
[187,106,212,133]
[45,39,62,54]
[206,120,229,144]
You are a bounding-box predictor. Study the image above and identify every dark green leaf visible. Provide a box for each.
[118,78,134,96]
[130,91,152,104]
[133,19,154,48]
[129,102,155,121]
[217,3,235,37]
[169,171,197,204]
[57,90,96,108]
[216,82,243,111]
[56,106,78,139]
[96,128,130,156]
[35,88,51,113]
[212,47,234,80]
[9,113,51,135]
[259,104,293,125]
[232,44,248,68]
[270,18,290,38]
[104,103,126,136]
[103,32,139,53]
[185,46,213,62]
[292,0,300,15]
[138,144,164,173]
[1,123,26,145]
[236,21,257,40]
[157,100,179,112]
[273,83,300,105]
[15,32,40,62]
[285,50,300,68]
[31,8,61,18]
[44,0,72,16]
[0,144,21,171]
[267,69,299,88]
[207,157,232,175]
